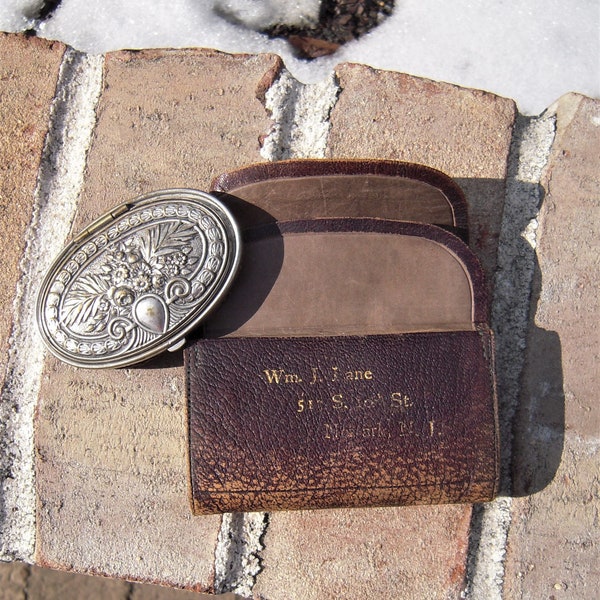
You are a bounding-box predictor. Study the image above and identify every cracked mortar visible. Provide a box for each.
[261,67,340,160]
[214,512,269,595]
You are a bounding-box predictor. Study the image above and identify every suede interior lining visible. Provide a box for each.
[205,231,475,337]
[221,175,457,229]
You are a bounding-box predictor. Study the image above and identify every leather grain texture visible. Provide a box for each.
[185,160,499,514]
[186,330,499,514]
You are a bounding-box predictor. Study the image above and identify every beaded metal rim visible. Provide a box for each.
[36,189,241,368]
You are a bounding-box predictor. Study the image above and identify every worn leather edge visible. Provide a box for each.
[210,159,469,233]
[184,347,196,514]
[243,217,489,325]
[479,324,502,498]
[190,486,499,515]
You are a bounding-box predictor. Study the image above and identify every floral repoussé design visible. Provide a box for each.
[37,191,240,368]
[62,220,205,336]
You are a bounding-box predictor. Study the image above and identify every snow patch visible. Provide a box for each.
[1,0,598,114]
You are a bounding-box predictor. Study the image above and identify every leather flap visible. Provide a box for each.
[204,218,488,338]
[185,162,499,515]
[186,330,499,514]
[211,159,469,240]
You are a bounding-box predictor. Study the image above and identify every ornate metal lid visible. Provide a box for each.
[37,189,241,368]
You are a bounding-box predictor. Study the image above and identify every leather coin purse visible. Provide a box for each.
[185,160,500,514]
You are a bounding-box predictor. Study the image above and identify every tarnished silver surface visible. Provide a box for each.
[37,189,241,368]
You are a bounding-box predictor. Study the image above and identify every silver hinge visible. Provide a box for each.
[71,203,131,245]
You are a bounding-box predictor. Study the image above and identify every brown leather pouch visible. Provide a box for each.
[185,160,499,514]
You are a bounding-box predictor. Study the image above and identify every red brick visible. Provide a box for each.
[505,94,600,599]
[72,48,280,228]
[26,565,130,600]
[0,560,29,600]
[0,34,65,380]
[328,63,517,279]
[254,506,471,599]
[34,48,282,590]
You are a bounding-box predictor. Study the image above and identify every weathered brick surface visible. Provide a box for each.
[254,506,471,600]
[0,561,227,599]
[26,563,221,599]
[71,48,280,227]
[328,63,517,280]
[0,34,64,380]
[504,94,600,598]
[34,48,281,591]
[255,65,516,600]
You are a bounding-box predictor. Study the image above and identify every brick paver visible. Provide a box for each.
[504,93,600,599]
[254,506,472,599]
[26,565,131,599]
[0,560,29,600]
[1,32,597,600]
[0,34,64,380]
[34,48,280,591]
[0,561,225,599]
[71,48,280,227]
[328,63,517,281]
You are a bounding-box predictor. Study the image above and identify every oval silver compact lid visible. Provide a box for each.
[37,189,241,368]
